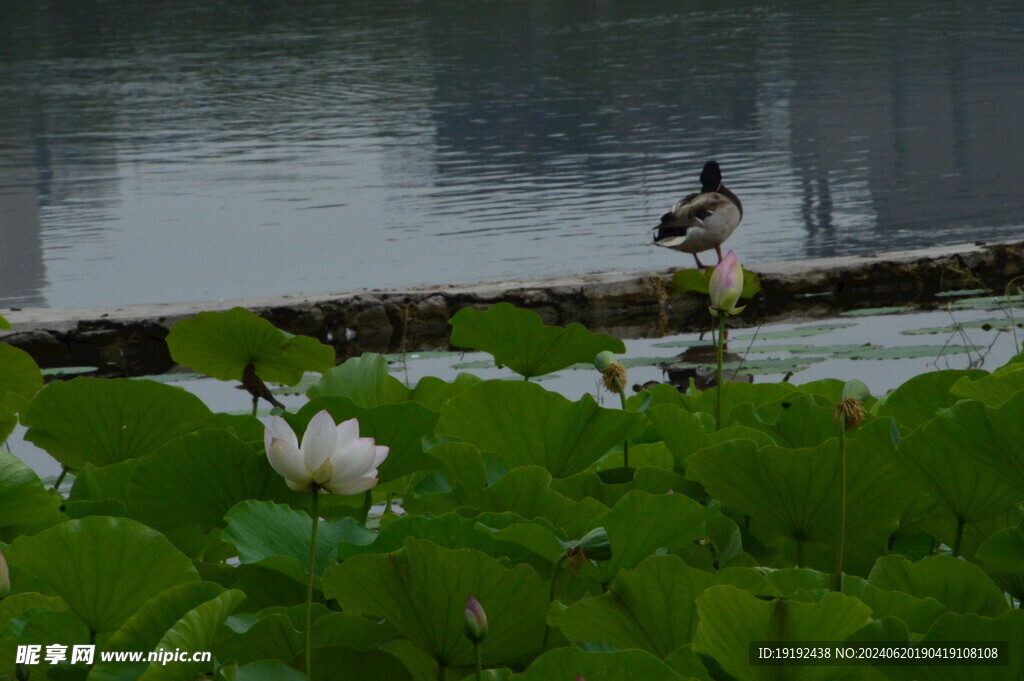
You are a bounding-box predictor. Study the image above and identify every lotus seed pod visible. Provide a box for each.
[834,398,865,430]
[593,351,617,373]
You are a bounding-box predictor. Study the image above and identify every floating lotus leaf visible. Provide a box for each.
[839,306,913,316]
[0,450,64,535]
[291,396,440,483]
[830,344,981,360]
[23,377,212,469]
[167,307,334,384]
[949,292,1024,310]
[673,266,760,299]
[693,585,872,681]
[448,303,625,379]
[436,379,644,478]
[901,318,1022,335]
[305,353,409,405]
[3,517,199,634]
[891,400,1022,525]
[867,555,1008,617]
[512,647,689,680]
[733,323,855,340]
[323,538,548,669]
[875,369,985,431]
[222,500,368,584]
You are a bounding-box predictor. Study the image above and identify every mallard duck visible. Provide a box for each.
[652,160,743,269]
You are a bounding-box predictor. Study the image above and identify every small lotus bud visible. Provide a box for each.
[834,398,865,430]
[708,251,746,316]
[463,594,488,643]
[0,549,9,597]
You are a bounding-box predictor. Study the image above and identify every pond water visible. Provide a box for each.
[1,0,1023,309]
[12,298,1024,479]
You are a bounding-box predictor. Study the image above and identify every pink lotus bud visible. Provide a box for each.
[463,594,488,643]
[708,250,745,316]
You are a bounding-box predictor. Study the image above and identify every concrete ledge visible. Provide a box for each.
[3,240,1022,376]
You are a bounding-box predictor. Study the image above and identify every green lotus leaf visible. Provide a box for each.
[290,396,440,483]
[166,307,334,384]
[473,515,571,564]
[554,555,715,657]
[0,314,8,329]
[595,491,707,582]
[643,404,775,466]
[23,377,213,469]
[89,581,229,681]
[513,647,690,680]
[875,369,986,431]
[911,610,1024,681]
[0,449,64,535]
[892,400,1022,526]
[220,660,309,681]
[305,353,409,405]
[3,517,199,634]
[69,459,140,507]
[222,500,367,584]
[974,391,1024,492]
[436,379,644,478]
[693,585,872,681]
[336,511,545,568]
[950,365,1024,408]
[0,608,89,680]
[212,613,301,668]
[840,575,949,634]
[448,303,625,379]
[127,430,302,538]
[0,592,66,632]
[408,373,483,411]
[730,395,845,449]
[0,342,41,399]
[310,611,399,652]
[867,555,1008,617]
[323,538,548,669]
[901,317,1022,335]
[687,431,908,568]
[228,567,306,612]
[134,588,245,681]
[949,292,1024,310]
[975,519,1024,576]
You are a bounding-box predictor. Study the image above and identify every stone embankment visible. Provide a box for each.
[3,240,1022,377]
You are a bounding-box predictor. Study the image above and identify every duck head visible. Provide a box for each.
[699,160,722,193]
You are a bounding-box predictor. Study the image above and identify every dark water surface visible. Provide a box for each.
[2,0,1022,308]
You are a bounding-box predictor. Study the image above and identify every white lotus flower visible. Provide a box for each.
[264,411,388,495]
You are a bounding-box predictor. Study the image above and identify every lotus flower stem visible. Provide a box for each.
[251,393,259,418]
[361,489,374,523]
[613,375,630,470]
[715,314,726,431]
[541,555,566,651]
[305,490,320,675]
[51,466,68,491]
[474,642,483,681]
[834,415,847,591]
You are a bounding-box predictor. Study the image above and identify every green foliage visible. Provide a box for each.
[448,303,625,378]
[167,307,334,384]
[3,303,1023,680]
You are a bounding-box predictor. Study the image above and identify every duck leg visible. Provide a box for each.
[715,244,724,262]
[693,253,706,269]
